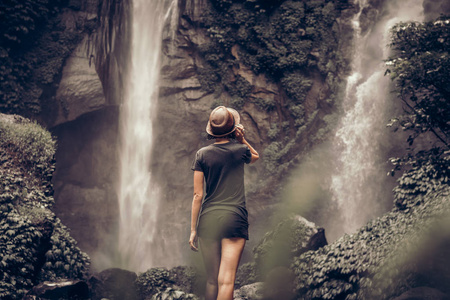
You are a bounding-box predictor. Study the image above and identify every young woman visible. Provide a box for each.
[189,106,259,300]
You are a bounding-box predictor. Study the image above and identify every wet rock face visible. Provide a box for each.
[151,0,345,265]
[48,0,131,128]
[49,0,131,270]
[52,107,120,270]
[54,36,106,127]
[89,268,139,300]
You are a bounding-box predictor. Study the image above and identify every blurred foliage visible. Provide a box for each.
[0,0,95,115]
[281,72,312,105]
[136,266,198,300]
[292,187,450,299]
[0,117,90,299]
[253,215,326,279]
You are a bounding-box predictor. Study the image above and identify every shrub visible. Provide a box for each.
[0,116,90,299]
[391,149,450,210]
[0,117,55,199]
[281,72,312,104]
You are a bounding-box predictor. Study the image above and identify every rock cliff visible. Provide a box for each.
[151,0,355,264]
[47,0,132,270]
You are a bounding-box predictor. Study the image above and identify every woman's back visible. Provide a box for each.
[192,142,251,219]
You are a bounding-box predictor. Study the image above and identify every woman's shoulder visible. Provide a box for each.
[196,144,216,155]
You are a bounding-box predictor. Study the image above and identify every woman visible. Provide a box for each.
[189,106,259,300]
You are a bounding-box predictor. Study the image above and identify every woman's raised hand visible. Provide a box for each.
[235,124,245,144]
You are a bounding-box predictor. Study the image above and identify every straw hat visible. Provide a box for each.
[206,106,241,137]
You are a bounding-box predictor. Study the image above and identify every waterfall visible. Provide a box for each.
[329,0,424,236]
[117,0,177,272]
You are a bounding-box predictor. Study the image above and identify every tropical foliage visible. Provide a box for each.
[386,18,449,149]
[196,0,347,173]
[0,0,95,115]
[386,17,450,213]
[0,117,90,299]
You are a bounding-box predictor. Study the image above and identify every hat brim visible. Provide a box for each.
[206,107,241,137]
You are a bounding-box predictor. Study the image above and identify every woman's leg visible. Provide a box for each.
[199,237,221,300]
[217,237,246,300]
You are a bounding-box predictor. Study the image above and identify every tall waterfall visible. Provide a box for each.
[329,0,424,235]
[117,0,176,272]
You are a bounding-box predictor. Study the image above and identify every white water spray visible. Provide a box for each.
[329,0,424,235]
[117,0,177,272]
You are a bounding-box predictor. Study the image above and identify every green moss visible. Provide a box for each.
[254,97,276,112]
[281,72,312,104]
[267,123,280,140]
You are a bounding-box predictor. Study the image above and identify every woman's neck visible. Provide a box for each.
[214,138,230,144]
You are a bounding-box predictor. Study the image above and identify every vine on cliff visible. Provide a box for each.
[197,0,345,173]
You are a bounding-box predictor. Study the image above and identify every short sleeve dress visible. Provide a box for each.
[191,141,252,240]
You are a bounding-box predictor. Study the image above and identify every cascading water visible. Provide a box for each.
[329,0,424,236]
[117,0,177,272]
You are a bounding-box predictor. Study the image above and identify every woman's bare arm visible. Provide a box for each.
[235,125,259,164]
[189,170,204,251]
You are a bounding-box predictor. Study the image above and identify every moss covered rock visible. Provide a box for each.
[253,215,327,278]
[0,114,90,300]
[136,266,199,300]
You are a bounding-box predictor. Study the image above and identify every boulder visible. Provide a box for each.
[253,215,327,277]
[150,287,200,300]
[235,262,257,289]
[88,268,139,300]
[54,35,106,127]
[24,280,89,300]
[234,282,264,300]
